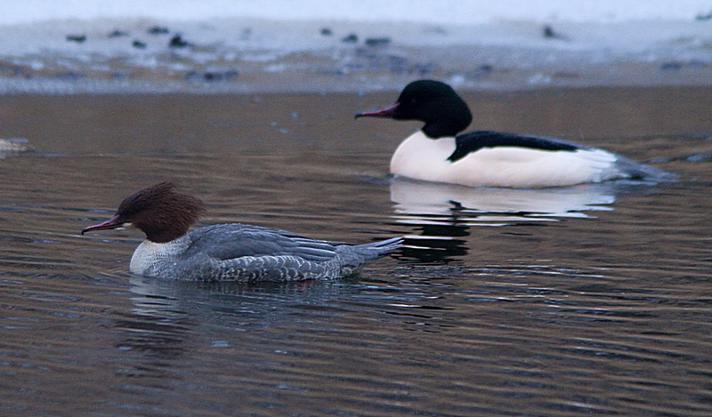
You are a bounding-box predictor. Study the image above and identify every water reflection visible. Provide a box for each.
[391,177,617,219]
[112,275,358,389]
[110,276,194,387]
[390,177,618,262]
[119,275,360,356]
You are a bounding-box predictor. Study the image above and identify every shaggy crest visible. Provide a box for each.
[82,182,205,243]
[118,182,205,243]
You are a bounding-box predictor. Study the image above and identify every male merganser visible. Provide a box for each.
[81,182,402,281]
[356,80,659,188]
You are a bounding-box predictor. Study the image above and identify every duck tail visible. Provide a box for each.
[358,236,403,259]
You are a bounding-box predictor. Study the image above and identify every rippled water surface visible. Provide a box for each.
[1,87,711,416]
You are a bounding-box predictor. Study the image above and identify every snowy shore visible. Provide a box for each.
[0,1,710,93]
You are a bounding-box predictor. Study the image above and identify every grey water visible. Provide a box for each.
[1,87,711,416]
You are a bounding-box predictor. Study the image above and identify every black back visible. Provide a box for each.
[447,131,580,162]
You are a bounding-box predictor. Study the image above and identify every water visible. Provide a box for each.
[1,87,712,416]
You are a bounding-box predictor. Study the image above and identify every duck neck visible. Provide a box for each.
[422,122,461,139]
[129,234,192,275]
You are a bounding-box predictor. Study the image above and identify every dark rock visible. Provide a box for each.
[320,27,333,36]
[66,34,86,43]
[341,33,358,43]
[169,34,190,48]
[108,30,128,38]
[148,26,170,35]
[542,25,568,41]
[55,71,84,80]
[660,60,707,70]
[365,37,391,47]
[660,61,683,71]
[132,40,147,49]
[203,72,218,81]
[543,25,555,38]
[695,11,712,21]
[186,69,239,82]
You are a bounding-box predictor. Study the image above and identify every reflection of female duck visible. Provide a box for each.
[119,275,357,353]
[113,275,359,385]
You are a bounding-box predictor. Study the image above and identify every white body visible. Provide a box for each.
[390,131,624,188]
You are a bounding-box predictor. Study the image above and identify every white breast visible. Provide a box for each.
[129,237,189,276]
[389,131,623,188]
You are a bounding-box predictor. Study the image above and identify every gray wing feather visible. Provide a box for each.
[186,224,339,262]
[215,255,341,282]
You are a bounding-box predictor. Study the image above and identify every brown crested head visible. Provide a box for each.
[81,182,205,243]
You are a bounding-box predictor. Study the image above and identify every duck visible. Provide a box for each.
[81,182,402,282]
[356,80,660,188]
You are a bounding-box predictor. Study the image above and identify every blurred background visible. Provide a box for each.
[0,0,710,93]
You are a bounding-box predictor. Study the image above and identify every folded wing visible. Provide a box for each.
[186,224,340,262]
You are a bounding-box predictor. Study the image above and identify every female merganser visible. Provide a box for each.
[356,80,658,188]
[81,182,401,282]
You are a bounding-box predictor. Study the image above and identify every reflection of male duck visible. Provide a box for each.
[390,178,619,263]
[390,177,616,219]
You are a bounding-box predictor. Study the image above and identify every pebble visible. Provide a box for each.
[365,37,390,47]
[542,25,568,41]
[341,33,358,43]
[148,26,170,35]
[108,30,128,38]
[66,35,86,43]
[169,34,190,48]
[186,70,239,82]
